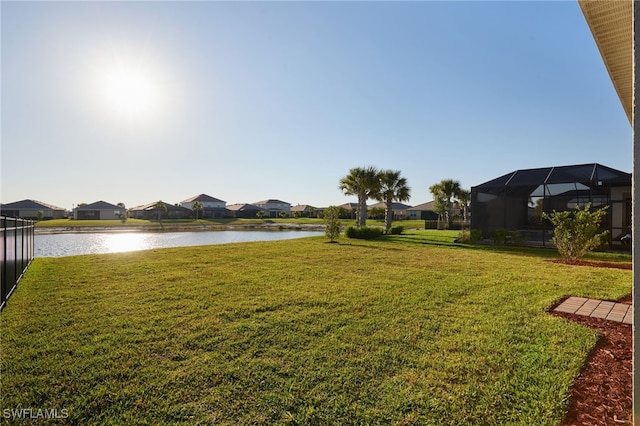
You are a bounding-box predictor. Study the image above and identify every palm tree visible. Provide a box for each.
[117,202,127,223]
[154,201,167,222]
[377,170,411,234]
[339,166,380,227]
[429,179,462,229]
[192,201,204,220]
[455,189,471,222]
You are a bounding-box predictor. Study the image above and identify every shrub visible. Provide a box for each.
[390,226,404,235]
[543,204,609,262]
[323,206,341,242]
[490,229,526,246]
[491,228,510,246]
[345,226,384,239]
[457,229,482,243]
[509,230,525,246]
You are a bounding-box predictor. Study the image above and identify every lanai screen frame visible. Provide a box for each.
[470,163,631,246]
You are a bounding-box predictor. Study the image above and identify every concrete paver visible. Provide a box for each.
[575,299,600,316]
[554,297,587,314]
[606,303,630,322]
[553,297,631,324]
[591,301,615,319]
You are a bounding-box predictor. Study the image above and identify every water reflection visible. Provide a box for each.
[102,233,148,254]
[35,230,322,258]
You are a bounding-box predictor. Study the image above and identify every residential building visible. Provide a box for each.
[73,201,124,220]
[180,194,227,219]
[226,203,265,219]
[129,201,193,220]
[252,199,291,218]
[290,204,318,218]
[368,202,412,220]
[336,202,357,219]
[407,202,440,221]
[0,199,66,220]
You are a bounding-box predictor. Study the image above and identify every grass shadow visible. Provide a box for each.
[373,231,626,262]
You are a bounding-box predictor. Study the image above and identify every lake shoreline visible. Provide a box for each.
[35,223,326,235]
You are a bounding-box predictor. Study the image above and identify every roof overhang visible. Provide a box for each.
[577,0,632,124]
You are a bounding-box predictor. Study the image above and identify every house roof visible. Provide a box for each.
[130,201,191,212]
[578,0,631,124]
[291,204,316,212]
[472,163,631,196]
[226,203,264,212]
[338,202,358,210]
[253,199,290,206]
[75,201,122,210]
[1,199,66,211]
[368,202,412,210]
[181,194,226,203]
[407,201,436,211]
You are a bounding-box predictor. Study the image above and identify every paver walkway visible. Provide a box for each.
[554,296,632,324]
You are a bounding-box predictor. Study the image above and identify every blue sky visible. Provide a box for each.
[1,1,630,210]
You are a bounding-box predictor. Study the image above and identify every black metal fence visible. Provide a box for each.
[1,216,35,311]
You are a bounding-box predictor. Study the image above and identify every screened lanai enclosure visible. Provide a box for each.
[470,163,631,247]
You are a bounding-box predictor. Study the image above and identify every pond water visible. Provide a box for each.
[35,230,323,258]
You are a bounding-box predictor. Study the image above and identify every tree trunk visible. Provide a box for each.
[385,199,393,233]
[357,195,368,227]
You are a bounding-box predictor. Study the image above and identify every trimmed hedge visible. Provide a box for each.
[345,226,384,239]
[390,226,404,235]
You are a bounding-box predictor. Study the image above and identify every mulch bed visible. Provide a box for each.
[547,259,632,270]
[550,293,632,425]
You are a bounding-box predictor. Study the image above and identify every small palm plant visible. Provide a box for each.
[192,201,204,220]
[154,201,167,222]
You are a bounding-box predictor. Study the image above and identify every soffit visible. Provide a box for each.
[578,0,632,124]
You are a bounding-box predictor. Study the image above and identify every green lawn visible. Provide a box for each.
[0,231,631,425]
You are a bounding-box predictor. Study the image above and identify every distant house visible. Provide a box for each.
[368,202,412,220]
[337,202,358,219]
[290,204,318,218]
[129,201,193,220]
[180,194,227,219]
[226,203,265,219]
[252,199,291,218]
[0,199,66,220]
[407,202,440,221]
[73,201,124,220]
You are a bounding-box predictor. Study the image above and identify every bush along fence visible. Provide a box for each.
[1,216,35,311]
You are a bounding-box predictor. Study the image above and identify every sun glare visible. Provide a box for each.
[100,64,159,119]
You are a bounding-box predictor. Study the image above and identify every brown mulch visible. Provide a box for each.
[547,259,632,270]
[551,294,632,425]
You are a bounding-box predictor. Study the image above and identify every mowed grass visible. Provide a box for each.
[0,231,631,425]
